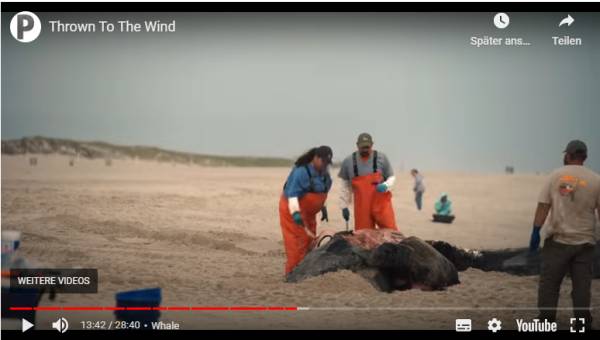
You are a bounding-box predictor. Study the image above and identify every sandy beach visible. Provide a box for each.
[2,154,599,330]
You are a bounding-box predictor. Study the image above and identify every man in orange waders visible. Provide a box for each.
[338,133,397,231]
[279,146,333,275]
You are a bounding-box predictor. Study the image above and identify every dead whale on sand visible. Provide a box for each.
[286,229,459,291]
[286,229,600,292]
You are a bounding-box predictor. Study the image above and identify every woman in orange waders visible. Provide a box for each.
[279,146,333,275]
[338,133,397,230]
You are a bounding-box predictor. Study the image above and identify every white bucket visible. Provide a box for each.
[1,230,22,255]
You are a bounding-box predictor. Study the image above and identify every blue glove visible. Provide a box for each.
[376,183,388,193]
[342,208,350,222]
[292,211,303,226]
[529,226,542,252]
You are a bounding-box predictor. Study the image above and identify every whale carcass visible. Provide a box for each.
[286,229,600,292]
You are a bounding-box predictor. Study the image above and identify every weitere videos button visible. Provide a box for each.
[10,268,98,293]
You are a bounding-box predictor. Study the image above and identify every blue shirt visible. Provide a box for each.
[283,164,332,198]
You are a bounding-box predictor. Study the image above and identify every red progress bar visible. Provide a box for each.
[270,307,297,311]
[10,306,298,311]
[191,307,229,311]
[33,307,61,311]
[230,307,268,311]
[62,307,104,311]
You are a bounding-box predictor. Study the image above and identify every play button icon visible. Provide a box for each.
[22,318,34,332]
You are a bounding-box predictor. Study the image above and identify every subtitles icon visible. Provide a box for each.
[455,319,472,332]
[52,317,69,333]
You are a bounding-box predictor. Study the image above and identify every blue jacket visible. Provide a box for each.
[283,164,332,198]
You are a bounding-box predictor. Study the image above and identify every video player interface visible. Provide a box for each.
[2,3,599,335]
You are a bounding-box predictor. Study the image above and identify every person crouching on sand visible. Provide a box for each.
[279,146,333,275]
[434,193,452,216]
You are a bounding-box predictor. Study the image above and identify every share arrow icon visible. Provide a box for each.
[22,318,34,332]
[559,15,574,27]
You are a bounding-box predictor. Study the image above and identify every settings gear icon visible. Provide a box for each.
[488,318,502,332]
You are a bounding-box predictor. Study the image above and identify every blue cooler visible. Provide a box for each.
[114,288,161,323]
[1,287,42,325]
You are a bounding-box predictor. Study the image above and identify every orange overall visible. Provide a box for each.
[279,192,327,274]
[351,151,397,230]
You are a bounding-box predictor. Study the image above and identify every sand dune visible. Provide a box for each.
[2,154,598,330]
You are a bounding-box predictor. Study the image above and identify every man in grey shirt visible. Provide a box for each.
[529,140,600,329]
[411,169,425,211]
[338,133,398,230]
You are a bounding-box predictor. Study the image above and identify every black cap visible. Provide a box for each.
[356,133,374,147]
[564,140,587,154]
[315,145,333,165]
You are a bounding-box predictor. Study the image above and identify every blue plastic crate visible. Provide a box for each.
[1,287,41,324]
[114,288,161,323]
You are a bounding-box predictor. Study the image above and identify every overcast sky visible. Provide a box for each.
[2,12,599,172]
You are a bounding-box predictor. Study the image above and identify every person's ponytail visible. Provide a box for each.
[295,148,317,167]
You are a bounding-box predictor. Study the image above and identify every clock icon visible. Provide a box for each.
[493,13,510,29]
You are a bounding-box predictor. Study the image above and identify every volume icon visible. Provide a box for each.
[52,317,69,333]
